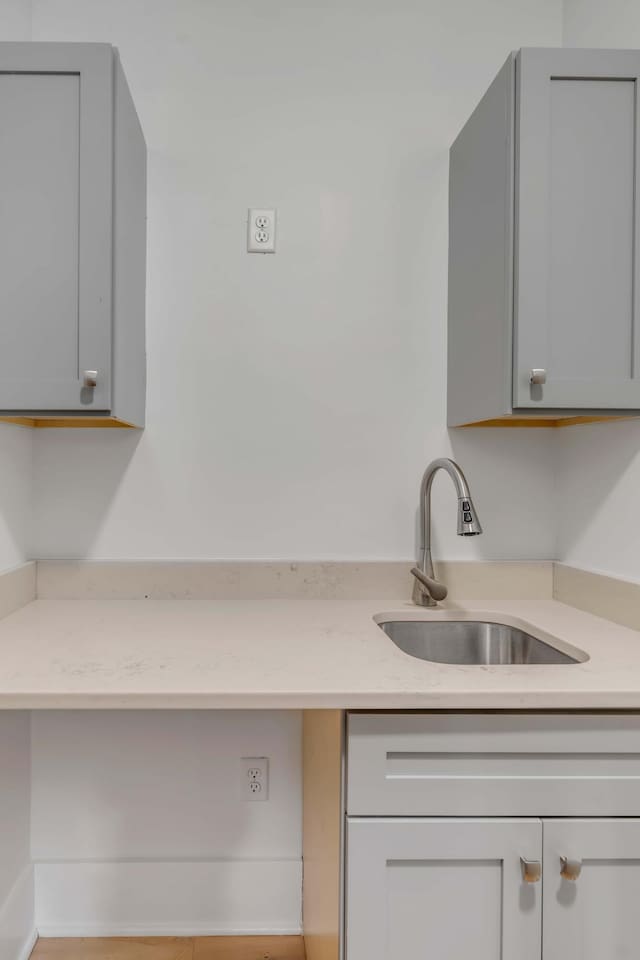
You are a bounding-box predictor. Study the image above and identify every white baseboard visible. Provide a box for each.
[0,865,36,960]
[36,926,300,938]
[35,860,302,938]
[15,931,37,960]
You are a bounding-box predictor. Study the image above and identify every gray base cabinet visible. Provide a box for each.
[0,43,146,428]
[346,713,640,959]
[448,48,640,427]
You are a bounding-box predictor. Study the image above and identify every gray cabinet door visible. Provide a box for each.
[0,43,113,411]
[543,819,640,959]
[515,49,640,410]
[346,817,542,960]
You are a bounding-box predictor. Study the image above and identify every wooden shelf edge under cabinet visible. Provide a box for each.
[0,416,139,429]
[454,415,639,428]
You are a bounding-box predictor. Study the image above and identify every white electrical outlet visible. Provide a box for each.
[247,208,276,253]
[241,756,269,801]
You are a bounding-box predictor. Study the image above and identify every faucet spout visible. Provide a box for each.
[412,457,482,607]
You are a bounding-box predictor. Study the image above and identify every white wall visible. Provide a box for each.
[563,0,640,46]
[0,0,30,39]
[28,0,562,562]
[556,421,640,580]
[0,713,34,960]
[556,1,640,580]
[31,711,302,936]
[0,426,32,573]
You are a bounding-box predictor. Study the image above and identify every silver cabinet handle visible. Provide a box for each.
[530,368,547,385]
[83,370,98,388]
[560,857,582,881]
[520,858,541,883]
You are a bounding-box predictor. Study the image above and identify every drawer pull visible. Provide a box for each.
[560,857,582,881]
[520,858,541,883]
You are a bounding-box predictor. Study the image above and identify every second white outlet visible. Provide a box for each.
[247,208,276,253]
[241,756,269,801]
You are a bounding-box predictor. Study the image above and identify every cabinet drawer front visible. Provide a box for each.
[347,714,640,816]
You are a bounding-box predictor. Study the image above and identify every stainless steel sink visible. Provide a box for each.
[379,619,584,665]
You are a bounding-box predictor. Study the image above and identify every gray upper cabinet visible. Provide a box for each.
[448,48,640,427]
[0,43,146,428]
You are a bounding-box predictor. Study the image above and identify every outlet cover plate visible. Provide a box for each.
[241,756,269,801]
[247,208,276,253]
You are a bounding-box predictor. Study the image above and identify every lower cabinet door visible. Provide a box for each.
[346,817,542,960]
[543,818,640,959]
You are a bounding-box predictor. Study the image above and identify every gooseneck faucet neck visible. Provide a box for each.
[417,458,472,572]
[412,457,482,607]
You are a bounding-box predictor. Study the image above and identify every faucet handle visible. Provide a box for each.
[411,567,448,603]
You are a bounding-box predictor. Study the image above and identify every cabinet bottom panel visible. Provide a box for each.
[0,417,138,429]
[457,414,638,428]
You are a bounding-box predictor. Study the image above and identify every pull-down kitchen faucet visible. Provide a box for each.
[411,458,482,607]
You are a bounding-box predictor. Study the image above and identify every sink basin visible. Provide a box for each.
[379,619,584,665]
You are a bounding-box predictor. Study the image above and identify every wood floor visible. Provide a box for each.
[30,937,306,960]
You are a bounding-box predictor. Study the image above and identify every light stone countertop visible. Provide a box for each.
[1,562,640,708]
